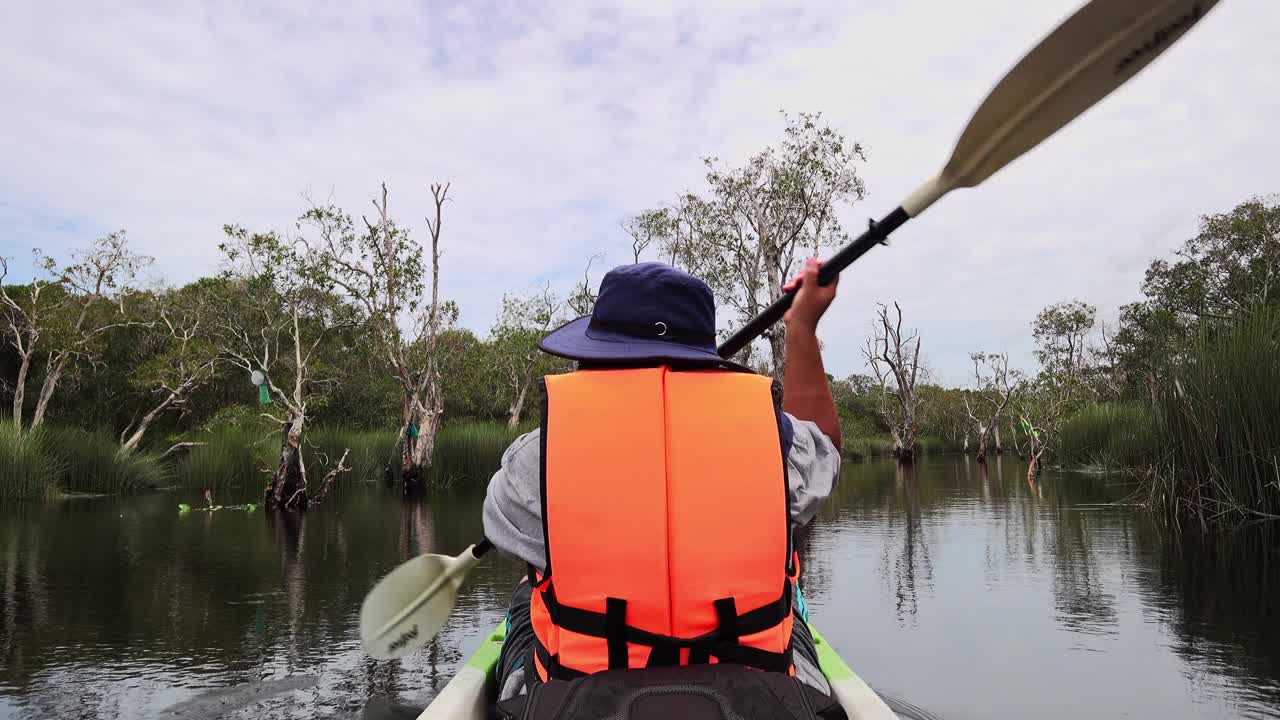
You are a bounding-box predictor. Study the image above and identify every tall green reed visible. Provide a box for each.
[1056,402,1160,470]
[0,420,64,500]
[1156,307,1280,523]
[428,421,529,486]
[1,420,168,500]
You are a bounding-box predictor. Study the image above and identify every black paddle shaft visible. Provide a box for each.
[716,206,911,359]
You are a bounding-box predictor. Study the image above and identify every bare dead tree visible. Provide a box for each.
[862,302,923,463]
[409,183,450,486]
[308,449,351,506]
[567,254,602,317]
[303,182,454,489]
[965,352,1019,463]
[119,290,220,453]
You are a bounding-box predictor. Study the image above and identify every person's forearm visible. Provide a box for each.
[782,323,841,448]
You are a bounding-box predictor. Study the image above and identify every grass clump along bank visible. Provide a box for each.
[1053,308,1280,526]
[1056,403,1160,471]
[1,420,169,500]
[1,421,65,500]
[2,417,529,502]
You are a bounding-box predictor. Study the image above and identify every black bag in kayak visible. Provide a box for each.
[492,663,847,720]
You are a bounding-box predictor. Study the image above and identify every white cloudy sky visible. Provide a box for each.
[2,0,1277,385]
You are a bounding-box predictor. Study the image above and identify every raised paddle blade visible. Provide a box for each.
[903,0,1219,217]
[359,544,485,659]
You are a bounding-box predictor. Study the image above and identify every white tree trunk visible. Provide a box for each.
[29,354,70,430]
[508,382,529,429]
[764,260,786,380]
[402,365,444,486]
[11,349,31,430]
[407,402,441,476]
[120,392,180,453]
[975,423,990,462]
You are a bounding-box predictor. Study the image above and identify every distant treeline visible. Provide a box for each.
[2,108,1276,526]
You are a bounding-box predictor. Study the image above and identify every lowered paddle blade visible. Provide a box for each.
[359,543,487,659]
[903,0,1219,217]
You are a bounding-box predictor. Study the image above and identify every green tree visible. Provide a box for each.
[215,224,357,509]
[1113,194,1280,400]
[489,286,571,427]
[630,112,867,376]
[434,329,501,421]
[830,373,883,438]
[1,231,150,432]
[964,351,1019,461]
[1032,300,1097,410]
[1022,300,1100,478]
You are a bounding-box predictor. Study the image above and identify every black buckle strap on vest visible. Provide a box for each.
[605,598,628,670]
[688,597,740,665]
[688,645,710,665]
[709,640,794,674]
[713,597,740,644]
[646,640,681,668]
[540,579,792,650]
[541,580,791,644]
[534,636,587,681]
[538,578,794,678]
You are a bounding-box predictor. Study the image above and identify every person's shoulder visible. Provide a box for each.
[501,428,542,467]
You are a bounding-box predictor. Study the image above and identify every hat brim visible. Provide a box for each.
[539,316,751,372]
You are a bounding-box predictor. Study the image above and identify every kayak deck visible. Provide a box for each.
[416,622,897,720]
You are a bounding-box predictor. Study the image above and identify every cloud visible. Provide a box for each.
[2,0,1277,386]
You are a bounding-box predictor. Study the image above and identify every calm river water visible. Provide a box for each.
[1,457,1277,719]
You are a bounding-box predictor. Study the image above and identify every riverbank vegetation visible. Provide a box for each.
[1,109,1275,526]
[824,194,1280,529]
[2,417,525,502]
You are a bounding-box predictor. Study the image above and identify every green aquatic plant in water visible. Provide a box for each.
[178,501,257,513]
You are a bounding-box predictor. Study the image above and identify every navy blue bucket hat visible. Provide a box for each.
[539,262,747,371]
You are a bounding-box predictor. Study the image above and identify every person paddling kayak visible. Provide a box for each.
[482,259,844,716]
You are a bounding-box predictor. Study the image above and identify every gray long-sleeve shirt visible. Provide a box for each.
[481,413,841,569]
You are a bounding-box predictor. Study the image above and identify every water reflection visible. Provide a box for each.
[0,461,1277,719]
[882,463,933,623]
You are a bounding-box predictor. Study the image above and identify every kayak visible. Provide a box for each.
[416,621,898,720]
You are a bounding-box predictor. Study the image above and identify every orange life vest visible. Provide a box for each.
[529,366,797,681]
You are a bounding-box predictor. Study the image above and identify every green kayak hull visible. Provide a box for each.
[415,622,897,720]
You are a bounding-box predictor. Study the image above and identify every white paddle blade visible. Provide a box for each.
[903,0,1219,217]
[359,553,465,660]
